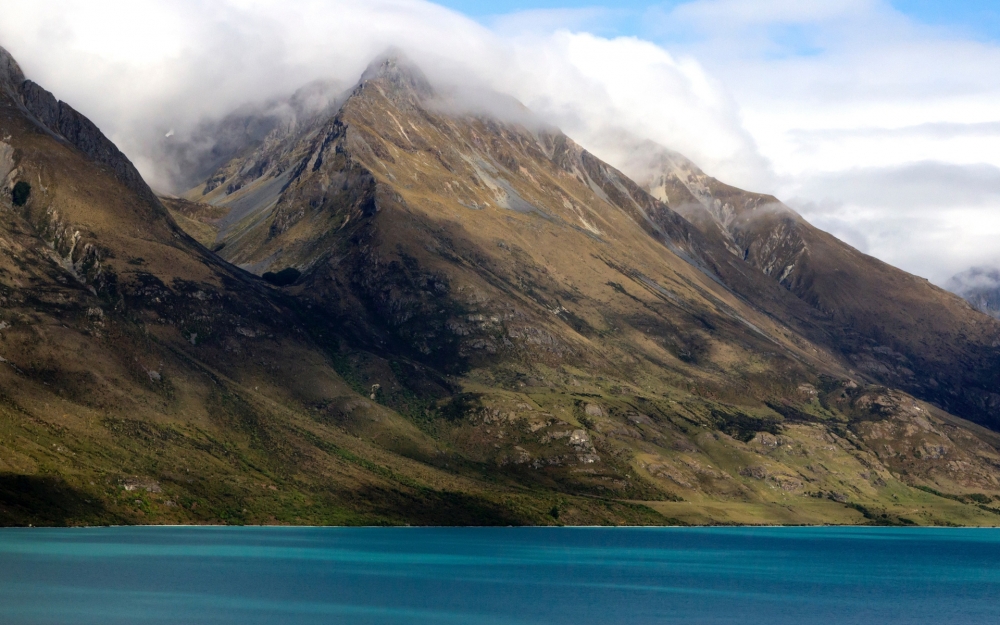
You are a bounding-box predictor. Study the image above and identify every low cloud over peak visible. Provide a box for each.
[2,0,999,285]
[0,0,759,195]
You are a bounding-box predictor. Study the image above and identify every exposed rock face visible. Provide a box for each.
[0,140,14,184]
[161,78,346,192]
[0,45,26,93]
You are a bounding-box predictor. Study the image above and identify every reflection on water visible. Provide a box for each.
[1,527,998,624]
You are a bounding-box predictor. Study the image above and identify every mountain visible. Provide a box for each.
[633,146,1000,429]
[160,51,1000,526]
[948,267,1000,319]
[3,43,1000,526]
[158,79,347,194]
[1,45,676,527]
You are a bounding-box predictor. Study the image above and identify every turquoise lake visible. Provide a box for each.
[1,526,998,624]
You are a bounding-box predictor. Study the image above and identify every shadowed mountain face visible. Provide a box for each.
[5,45,1000,527]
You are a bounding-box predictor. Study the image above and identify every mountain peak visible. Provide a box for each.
[359,49,433,99]
[0,45,26,95]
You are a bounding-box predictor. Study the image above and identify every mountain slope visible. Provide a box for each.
[636,146,1000,429]
[170,53,1000,526]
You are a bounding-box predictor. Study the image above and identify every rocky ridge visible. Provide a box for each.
[634,144,1000,430]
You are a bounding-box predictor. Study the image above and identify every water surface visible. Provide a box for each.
[1,526,998,624]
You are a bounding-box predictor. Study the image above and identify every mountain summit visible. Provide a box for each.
[359,51,434,99]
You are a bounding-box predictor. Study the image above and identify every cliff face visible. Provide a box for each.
[0,46,25,92]
[967,290,1000,319]
[1,46,158,207]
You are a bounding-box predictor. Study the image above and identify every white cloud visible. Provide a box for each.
[786,162,1000,282]
[647,0,1000,284]
[947,267,1000,297]
[1,0,999,286]
[0,0,754,194]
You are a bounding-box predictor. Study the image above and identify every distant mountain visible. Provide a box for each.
[948,267,1000,319]
[5,44,1000,527]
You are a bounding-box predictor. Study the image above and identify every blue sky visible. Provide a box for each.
[438,0,1000,41]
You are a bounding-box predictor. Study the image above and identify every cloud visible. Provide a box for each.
[947,267,1000,297]
[0,0,496,188]
[1,0,999,286]
[0,0,759,194]
[495,31,770,188]
[791,161,1000,210]
[784,162,1000,282]
[639,0,1000,283]
[791,121,1000,141]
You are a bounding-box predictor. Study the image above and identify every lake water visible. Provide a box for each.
[1,526,998,624]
